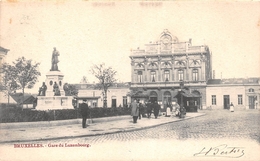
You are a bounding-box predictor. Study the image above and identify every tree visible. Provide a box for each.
[0,64,19,106]
[0,57,41,107]
[90,63,117,108]
[63,83,78,96]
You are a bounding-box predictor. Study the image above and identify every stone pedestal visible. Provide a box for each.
[45,71,65,96]
[35,70,74,111]
[36,96,74,110]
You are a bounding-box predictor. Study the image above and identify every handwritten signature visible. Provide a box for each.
[194,144,245,158]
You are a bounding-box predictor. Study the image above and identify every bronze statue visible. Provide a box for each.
[38,82,47,96]
[53,82,61,96]
[50,47,60,71]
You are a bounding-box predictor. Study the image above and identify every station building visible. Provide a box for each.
[129,29,212,110]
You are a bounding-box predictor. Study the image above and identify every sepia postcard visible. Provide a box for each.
[0,0,259,161]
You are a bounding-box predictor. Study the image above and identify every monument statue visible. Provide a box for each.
[50,47,60,71]
[38,82,47,96]
[53,82,61,96]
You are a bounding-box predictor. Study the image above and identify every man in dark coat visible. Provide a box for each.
[80,99,89,128]
[146,100,152,118]
[153,101,160,119]
[131,99,139,123]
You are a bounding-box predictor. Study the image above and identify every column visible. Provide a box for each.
[158,56,162,81]
[186,55,189,81]
[144,60,148,82]
[131,59,135,83]
[171,56,175,81]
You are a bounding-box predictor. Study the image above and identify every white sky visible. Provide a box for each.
[0,1,260,93]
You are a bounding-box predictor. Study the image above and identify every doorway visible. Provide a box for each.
[248,96,255,109]
[163,91,172,109]
[112,96,116,107]
[150,91,158,103]
[223,95,230,109]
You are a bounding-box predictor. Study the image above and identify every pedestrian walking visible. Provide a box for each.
[230,102,234,112]
[79,99,89,128]
[153,101,160,119]
[166,103,171,117]
[172,101,180,116]
[138,100,144,119]
[146,100,152,118]
[131,99,139,123]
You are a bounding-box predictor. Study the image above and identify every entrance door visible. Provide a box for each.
[223,95,230,109]
[150,91,158,103]
[163,91,172,108]
[150,97,157,104]
[248,96,255,109]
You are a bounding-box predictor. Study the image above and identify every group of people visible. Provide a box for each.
[130,99,186,123]
[130,99,161,123]
[79,98,186,128]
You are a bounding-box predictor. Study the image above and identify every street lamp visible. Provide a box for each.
[179,80,185,118]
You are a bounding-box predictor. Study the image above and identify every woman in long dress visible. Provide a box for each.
[230,102,234,112]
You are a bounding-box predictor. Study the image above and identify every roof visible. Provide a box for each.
[74,82,131,90]
[10,93,36,104]
[0,46,9,52]
[207,78,260,85]
[207,79,222,84]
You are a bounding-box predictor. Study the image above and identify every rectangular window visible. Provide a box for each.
[192,69,198,81]
[138,71,143,83]
[151,71,156,82]
[178,70,184,81]
[164,70,170,81]
[212,95,216,105]
[238,95,243,105]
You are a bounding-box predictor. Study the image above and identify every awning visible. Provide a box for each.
[76,96,101,99]
[174,90,201,98]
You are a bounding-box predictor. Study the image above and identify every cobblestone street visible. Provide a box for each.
[1,110,259,161]
[44,109,260,144]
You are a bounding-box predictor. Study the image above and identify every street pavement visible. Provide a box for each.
[0,112,205,143]
[1,110,260,161]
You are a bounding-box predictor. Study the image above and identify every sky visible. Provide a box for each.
[0,0,260,93]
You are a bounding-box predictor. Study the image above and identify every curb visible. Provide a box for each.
[0,115,132,129]
[0,113,206,144]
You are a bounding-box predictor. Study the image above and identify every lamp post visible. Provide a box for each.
[179,80,185,118]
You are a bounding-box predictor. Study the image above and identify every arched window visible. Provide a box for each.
[192,69,198,81]
[138,71,143,83]
[151,71,156,82]
[164,70,170,81]
[178,70,184,81]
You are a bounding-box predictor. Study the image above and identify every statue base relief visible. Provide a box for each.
[36,96,74,110]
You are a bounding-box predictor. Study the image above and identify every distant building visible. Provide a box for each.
[129,29,212,110]
[73,82,131,108]
[206,78,260,109]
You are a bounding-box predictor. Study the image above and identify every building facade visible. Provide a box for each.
[74,83,131,108]
[129,29,212,109]
[206,78,260,110]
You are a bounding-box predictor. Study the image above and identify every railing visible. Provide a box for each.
[131,81,206,88]
[130,45,207,56]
